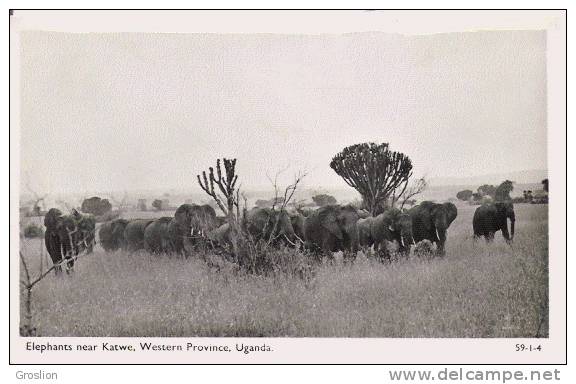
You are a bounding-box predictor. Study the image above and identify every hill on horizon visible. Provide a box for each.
[428,169,547,187]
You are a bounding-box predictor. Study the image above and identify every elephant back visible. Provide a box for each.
[144,217,174,253]
[124,219,154,250]
[99,218,129,251]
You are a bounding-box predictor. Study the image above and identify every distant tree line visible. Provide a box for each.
[456,179,548,204]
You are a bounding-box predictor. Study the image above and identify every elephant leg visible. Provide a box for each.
[342,249,357,264]
[435,241,446,257]
[375,242,391,263]
[397,244,410,258]
[485,232,495,243]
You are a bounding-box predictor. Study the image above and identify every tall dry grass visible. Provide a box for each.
[19,204,548,337]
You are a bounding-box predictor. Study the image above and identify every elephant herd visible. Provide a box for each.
[309,202,460,261]
[98,204,221,254]
[42,199,516,272]
[98,201,463,262]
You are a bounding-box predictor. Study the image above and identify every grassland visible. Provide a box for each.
[19,204,548,337]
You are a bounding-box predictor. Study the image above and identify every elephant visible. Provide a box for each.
[98,218,129,251]
[167,204,219,253]
[473,202,515,243]
[357,217,375,248]
[408,201,458,256]
[144,217,175,253]
[124,219,154,251]
[245,207,299,246]
[303,204,360,260]
[73,210,96,254]
[43,208,96,274]
[357,208,414,260]
[370,208,414,259]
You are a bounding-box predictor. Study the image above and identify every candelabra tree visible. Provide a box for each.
[197,158,239,222]
[330,142,413,215]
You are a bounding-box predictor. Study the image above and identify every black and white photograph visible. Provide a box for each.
[9,9,566,364]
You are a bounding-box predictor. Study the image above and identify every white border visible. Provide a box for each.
[8,9,567,365]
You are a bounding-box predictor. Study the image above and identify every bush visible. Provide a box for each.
[81,197,112,216]
[311,194,337,207]
[23,223,44,238]
[413,240,435,259]
[456,190,473,201]
[152,199,163,211]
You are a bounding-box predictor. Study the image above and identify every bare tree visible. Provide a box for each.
[266,168,307,212]
[393,176,427,209]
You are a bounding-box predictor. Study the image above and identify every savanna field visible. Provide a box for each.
[19,203,548,338]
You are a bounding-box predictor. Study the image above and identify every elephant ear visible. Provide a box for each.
[318,208,344,240]
[442,202,458,225]
[174,204,193,228]
[420,205,436,232]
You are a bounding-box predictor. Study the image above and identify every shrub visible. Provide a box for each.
[81,197,112,216]
[23,223,44,238]
[456,190,473,201]
[311,194,337,207]
[152,199,163,211]
[413,240,435,259]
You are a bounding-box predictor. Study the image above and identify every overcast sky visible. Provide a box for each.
[19,30,546,195]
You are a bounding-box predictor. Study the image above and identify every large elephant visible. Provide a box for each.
[371,208,414,259]
[98,218,129,251]
[144,217,175,253]
[408,201,458,256]
[357,217,375,248]
[44,208,69,274]
[304,204,360,260]
[124,219,154,251]
[473,202,515,243]
[357,208,414,260]
[169,204,219,252]
[73,210,96,254]
[43,208,95,274]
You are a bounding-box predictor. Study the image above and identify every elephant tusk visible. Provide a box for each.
[283,234,297,247]
[435,228,440,241]
[400,237,405,247]
[293,233,304,243]
[412,238,416,246]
